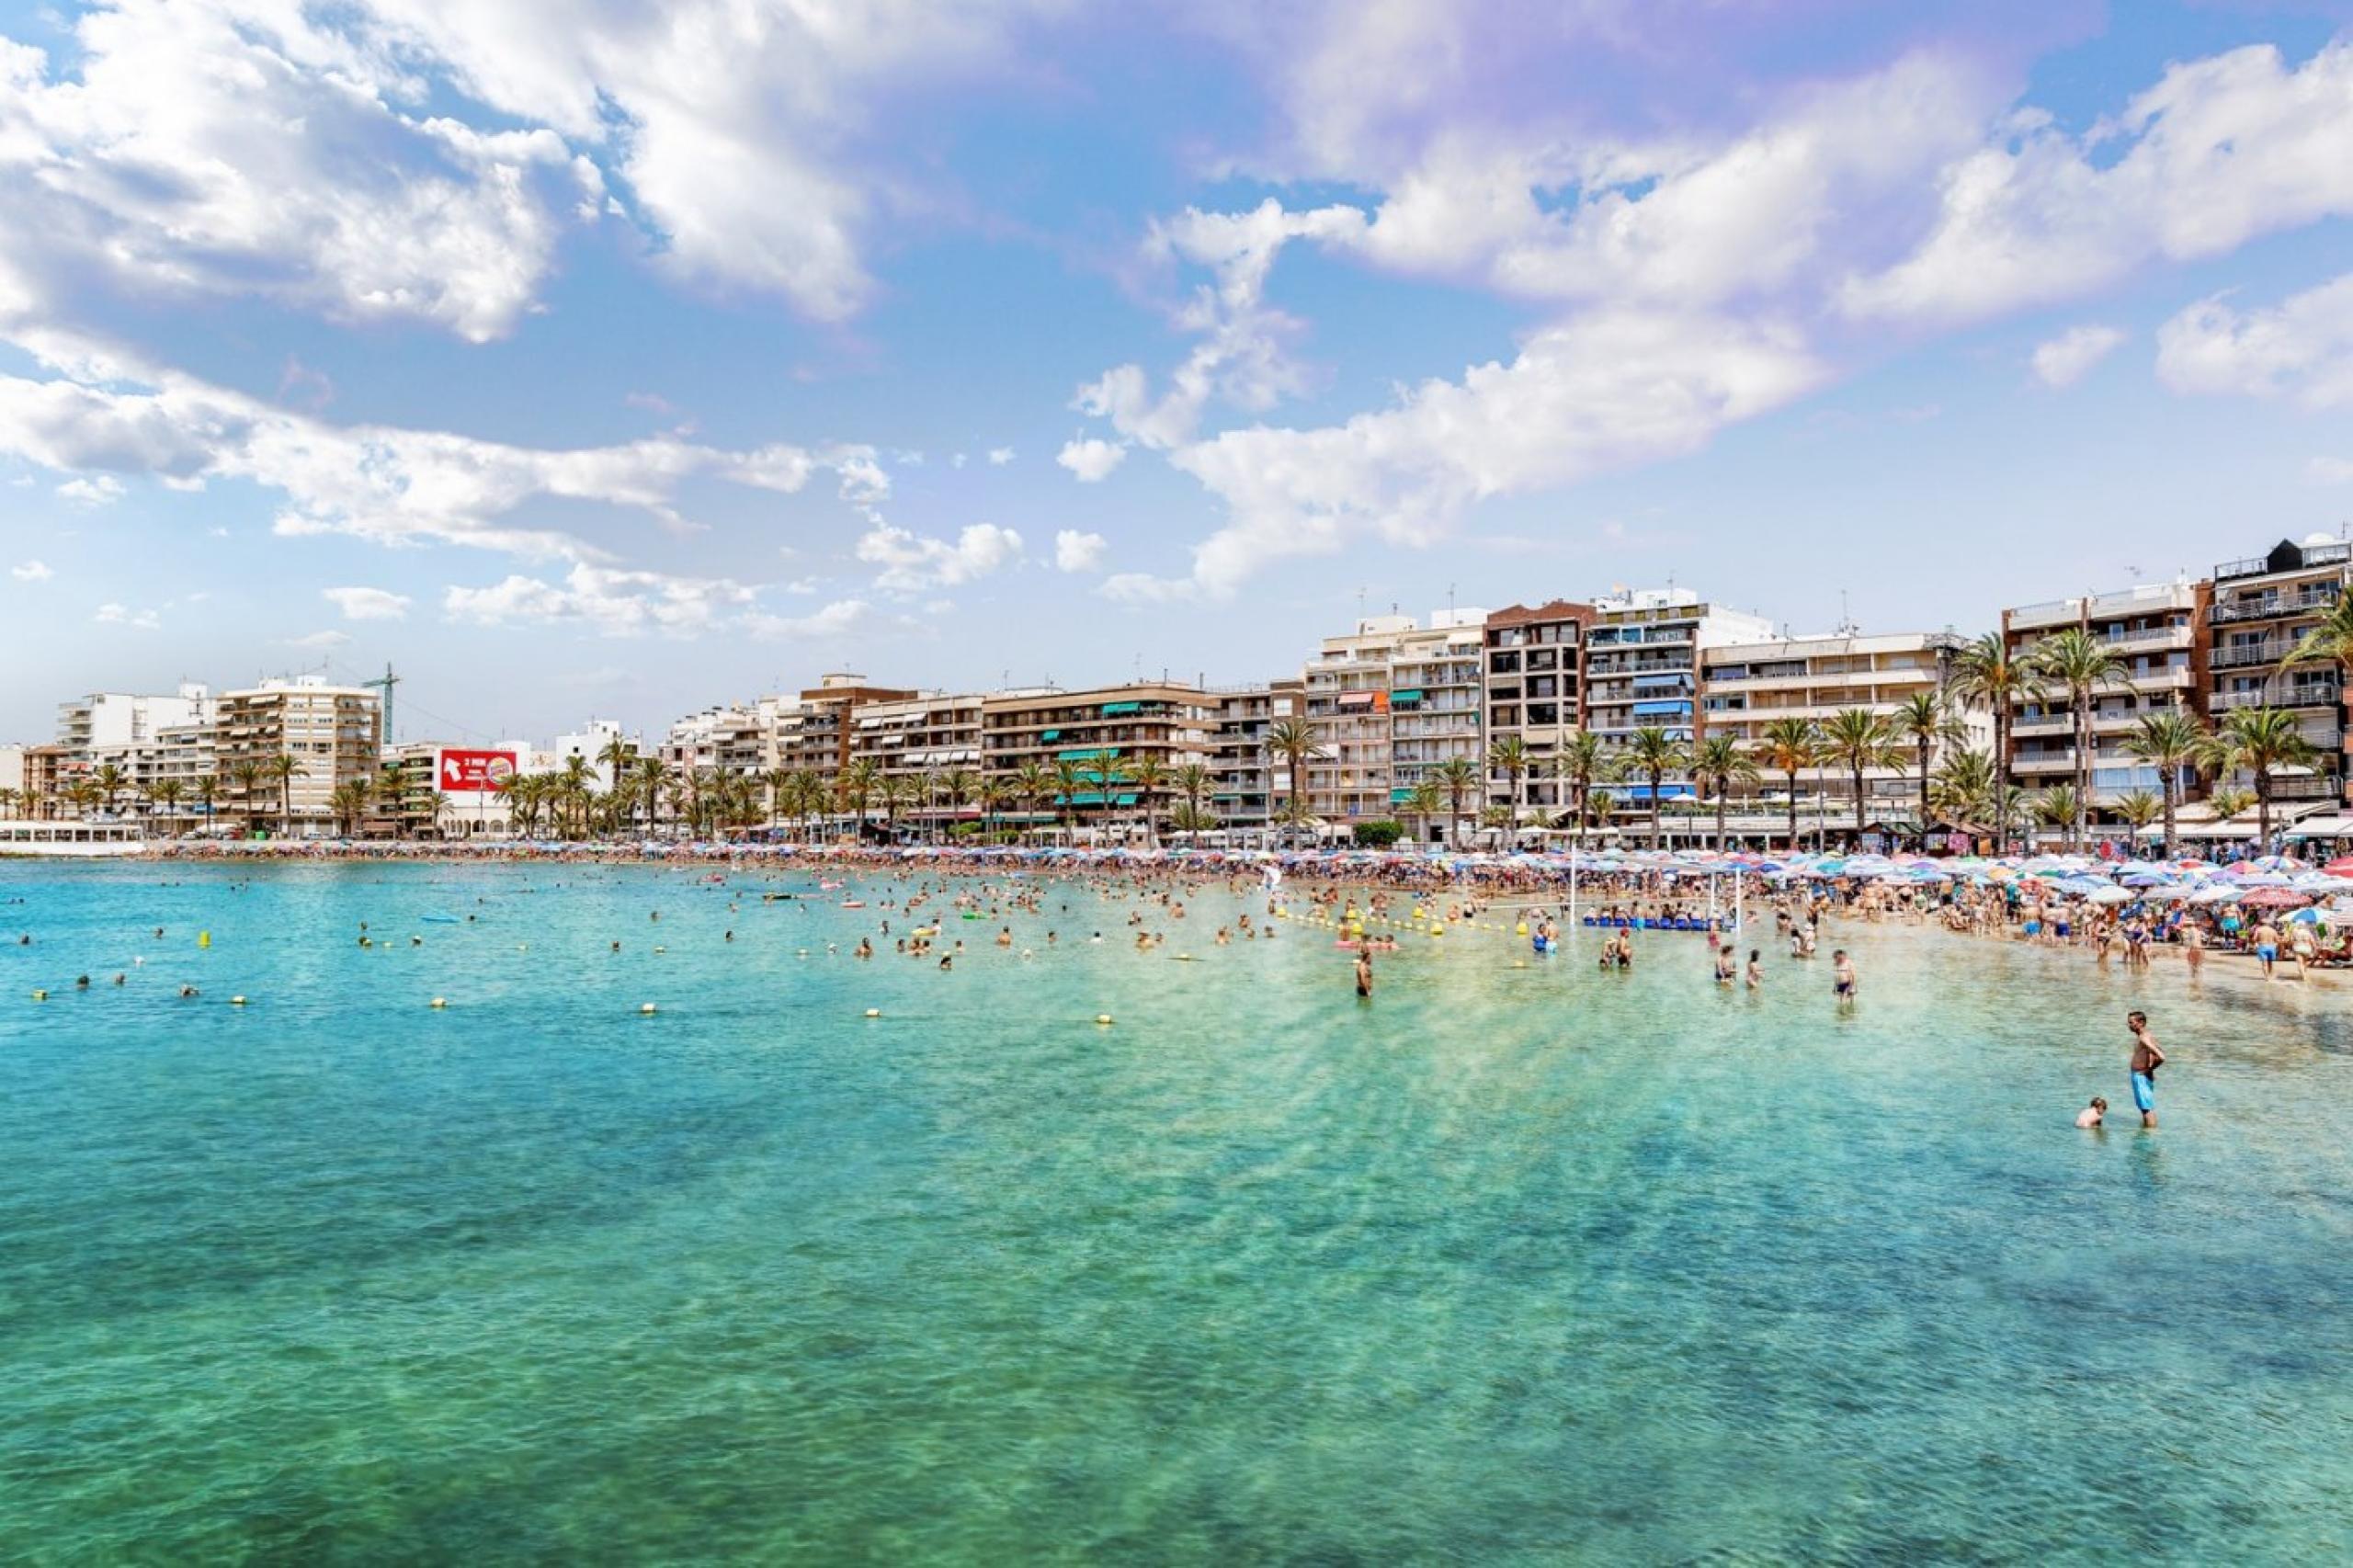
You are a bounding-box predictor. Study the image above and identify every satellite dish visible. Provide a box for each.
[2305,530,2337,546]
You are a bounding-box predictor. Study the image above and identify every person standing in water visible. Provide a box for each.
[2128,1010,2165,1129]
[1355,946,1373,999]
[1831,949,1856,1006]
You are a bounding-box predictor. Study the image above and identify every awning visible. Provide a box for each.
[1100,701,1142,716]
[1040,729,1061,742]
[1622,785,1697,801]
[1631,700,1692,717]
[1059,791,1140,806]
[1058,746,1120,761]
[1390,688,1425,704]
[1336,691,1375,708]
[1390,788,1416,803]
[2285,813,2353,838]
[1632,672,1692,687]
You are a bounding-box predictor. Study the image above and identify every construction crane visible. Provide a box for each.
[361,663,401,752]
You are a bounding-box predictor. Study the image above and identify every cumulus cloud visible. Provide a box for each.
[0,332,891,564]
[324,585,414,621]
[282,630,353,650]
[2156,274,2353,409]
[986,447,1015,466]
[10,559,52,582]
[1123,310,1824,598]
[855,522,1023,592]
[1055,437,1128,483]
[2031,325,2126,388]
[746,598,870,640]
[1845,42,2353,326]
[442,564,759,637]
[56,474,125,506]
[94,601,158,630]
[1052,529,1108,573]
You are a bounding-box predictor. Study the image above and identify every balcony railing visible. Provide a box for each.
[2212,588,2342,624]
[2215,542,2349,582]
[2211,685,2342,712]
[2211,640,2298,669]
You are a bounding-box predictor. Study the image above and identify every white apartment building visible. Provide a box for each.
[1583,590,1774,812]
[54,684,214,808]
[553,719,638,790]
[850,691,987,828]
[1300,610,1486,835]
[213,676,383,836]
[2004,578,2210,813]
[1701,631,1974,832]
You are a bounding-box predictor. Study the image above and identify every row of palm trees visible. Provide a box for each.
[0,754,319,835]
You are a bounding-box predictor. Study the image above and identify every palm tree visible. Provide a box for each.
[2281,591,2353,683]
[1554,731,1608,833]
[262,752,309,837]
[761,767,791,830]
[1171,762,1213,835]
[1891,690,1961,850]
[1093,755,1136,844]
[597,735,637,793]
[0,787,17,820]
[2033,786,2081,843]
[2206,784,2257,829]
[942,767,980,842]
[2028,627,2129,851]
[1818,709,1893,847]
[1929,746,1999,838]
[91,762,130,817]
[1486,734,1532,833]
[329,776,374,838]
[1125,755,1168,847]
[1405,778,1445,846]
[1950,631,2043,854]
[2200,706,2319,849]
[1620,726,1688,850]
[1754,717,1820,852]
[1434,756,1481,848]
[837,758,881,842]
[1689,733,1758,851]
[634,756,671,840]
[1011,760,1055,839]
[1262,718,1324,835]
[227,758,267,835]
[2122,707,2208,859]
[976,776,1009,840]
[879,774,917,840]
[147,778,185,834]
[2112,788,2164,846]
[191,773,219,832]
[1049,757,1091,835]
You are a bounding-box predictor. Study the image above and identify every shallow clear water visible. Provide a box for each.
[3,862,2350,1563]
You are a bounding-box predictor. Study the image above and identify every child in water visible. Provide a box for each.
[2075,1096,2107,1129]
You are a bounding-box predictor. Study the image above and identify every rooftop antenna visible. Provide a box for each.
[360,662,400,745]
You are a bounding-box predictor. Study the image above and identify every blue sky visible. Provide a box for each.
[3,0,2352,744]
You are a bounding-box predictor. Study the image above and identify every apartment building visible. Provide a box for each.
[1208,678,1303,832]
[54,684,214,806]
[2002,578,2210,813]
[377,741,541,837]
[981,681,1215,832]
[1483,600,1591,816]
[552,719,638,790]
[1299,610,1486,832]
[1701,631,1972,829]
[775,674,917,790]
[2206,537,2349,806]
[850,691,986,828]
[1584,590,1774,810]
[213,676,383,836]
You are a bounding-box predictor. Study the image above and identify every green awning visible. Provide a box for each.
[1040,729,1061,742]
[1391,788,1415,803]
[1390,688,1425,703]
[1057,746,1120,761]
[1058,791,1140,806]
[1100,701,1141,716]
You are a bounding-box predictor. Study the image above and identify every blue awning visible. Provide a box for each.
[1631,672,1692,687]
[1622,785,1697,801]
[1631,699,1692,717]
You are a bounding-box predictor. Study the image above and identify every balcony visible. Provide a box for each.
[2216,542,2349,582]
[2212,640,2298,669]
[2211,685,2341,712]
[2212,588,2342,625]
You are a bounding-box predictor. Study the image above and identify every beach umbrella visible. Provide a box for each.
[2250,854,2307,872]
[2286,906,2324,925]
[2237,885,2313,908]
[2086,885,2132,904]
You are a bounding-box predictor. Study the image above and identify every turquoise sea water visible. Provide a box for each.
[4,862,2351,1563]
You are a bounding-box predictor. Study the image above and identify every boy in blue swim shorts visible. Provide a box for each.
[2127,1010,2165,1129]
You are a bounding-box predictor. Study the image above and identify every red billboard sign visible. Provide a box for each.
[438,748,518,793]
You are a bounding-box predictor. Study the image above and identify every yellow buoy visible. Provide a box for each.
[198,931,210,949]
[230,995,248,1006]
[865,1007,882,1018]
[430,997,449,1009]
[30,989,46,1001]
[653,945,666,954]
[1096,1014,1114,1026]
[639,1003,658,1015]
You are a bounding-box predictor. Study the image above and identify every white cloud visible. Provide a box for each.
[1136,309,1824,597]
[2310,457,2353,485]
[986,447,1015,466]
[1052,529,1108,573]
[442,564,758,638]
[1055,437,1128,483]
[2031,325,2126,389]
[323,585,414,621]
[94,601,158,629]
[0,331,890,564]
[2156,274,2353,409]
[282,629,353,650]
[1846,42,2353,325]
[56,474,125,506]
[10,558,51,581]
[745,598,869,640]
[855,522,1023,592]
